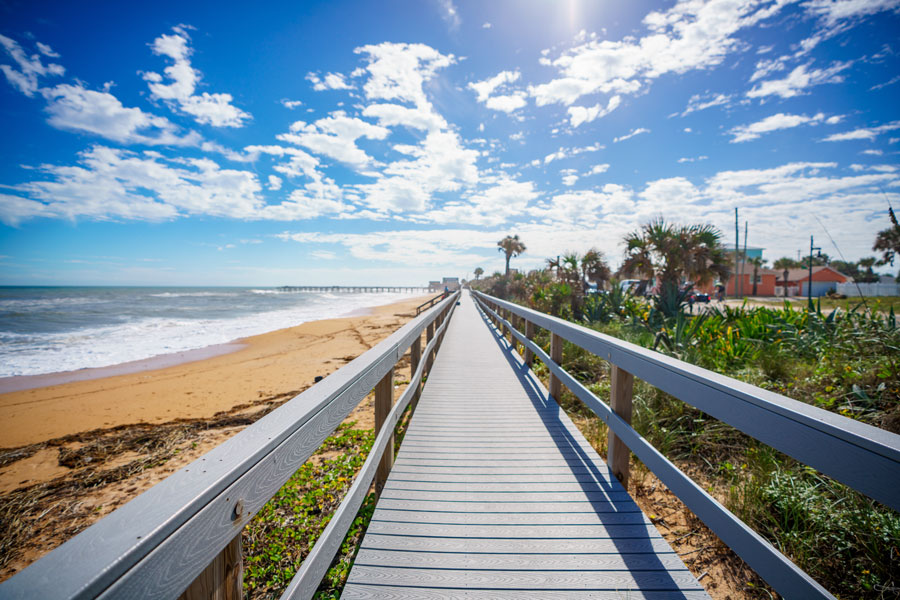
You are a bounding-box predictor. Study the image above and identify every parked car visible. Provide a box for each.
[690,292,710,303]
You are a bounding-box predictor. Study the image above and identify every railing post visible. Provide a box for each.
[425,321,434,373]
[549,333,563,401]
[179,534,242,600]
[501,309,509,339]
[374,367,394,495]
[524,320,535,366]
[607,365,635,490]
[410,334,421,407]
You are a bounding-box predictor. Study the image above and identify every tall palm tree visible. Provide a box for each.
[749,257,766,296]
[620,219,730,314]
[858,257,878,282]
[497,235,526,276]
[473,267,484,280]
[774,257,794,298]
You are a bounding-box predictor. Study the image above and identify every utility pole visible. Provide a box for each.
[807,235,822,309]
[734,208,739,300]
[741,221,748,298]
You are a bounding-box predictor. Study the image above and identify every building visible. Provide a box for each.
[724,261,779,296]
[442,277,460,291]
[723,244,765,260]
[428,281,441,292]
[777,266,849,297]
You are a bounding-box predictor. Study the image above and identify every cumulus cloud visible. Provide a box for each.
[277,111,389,168]
[306,71,352,91]
[469,70,527,113]
[729,112,827,143]
[42,83,201,146]
[280,99,303,109]
[143,25,251,127]
[567,95,621,127]
[747,62,851,99]
[530,0,788,109]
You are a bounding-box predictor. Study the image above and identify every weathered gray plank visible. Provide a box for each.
[342,586,710,600]
[354,549,688,571]
[370,509,648,525]
[360,535,681,555]
[346,566,704,590]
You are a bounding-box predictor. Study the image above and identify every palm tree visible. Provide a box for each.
[749,257,766,296]
[497,235,526,277]
[620,219,730,315]
[473,267,484,280]
[873,207,900,270]
[858,257,878,282]
[773,257,795,298]
[581,248,611,292]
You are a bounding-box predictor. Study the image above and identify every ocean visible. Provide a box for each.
[0,287,418,378]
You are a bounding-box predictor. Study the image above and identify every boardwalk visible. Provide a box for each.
[343,292,708,599]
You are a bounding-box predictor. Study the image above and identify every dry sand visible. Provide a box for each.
[0,294,430,493]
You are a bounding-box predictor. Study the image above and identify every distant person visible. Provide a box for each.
[715,285,725,303]
[443,285,449,299]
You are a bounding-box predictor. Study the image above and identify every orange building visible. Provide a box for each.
[724,263,779,297]
[776,266,849,297]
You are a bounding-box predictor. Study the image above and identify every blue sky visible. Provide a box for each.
[1,0,898,286]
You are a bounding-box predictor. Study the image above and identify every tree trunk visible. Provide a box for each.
[505,254,511,276]
[752,266,758,296]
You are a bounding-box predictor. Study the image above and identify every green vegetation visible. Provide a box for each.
[242,422,375,600]
[472,223,900,598]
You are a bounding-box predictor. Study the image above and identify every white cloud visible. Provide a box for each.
[530,0,788,109]
[729,112,826,143]
[355,42,455,108]
[278,228,498,267]
[870,74,900,91]
[281,99,303,109]
[805,0,900,30]
[680,92,731,117]
[306,71,352,91]
[614,127,650,143]
[267,175,282,190]
[567,95,621,127]
[589,163,610,175]
[543,143,603,164]
[3,145,264,224]
[482,22,492,29]
[749,58,786,82]
[822,120,900,141]
[311,250,337,260]
[362,102,446,132]
[677,155,708,163]
[747,62,851,99]
[277,111,389,168]
[0,34,65,96]
[469,70,527,113]
[42,83,200,146]
[143,25,251,127]
[861,149,884,155]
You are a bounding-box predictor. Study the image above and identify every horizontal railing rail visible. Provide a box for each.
[414,292,446,315]
[472,290,900,600]
[0,291,459,600]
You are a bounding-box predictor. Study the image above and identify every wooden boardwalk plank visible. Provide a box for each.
[342,292,708,598]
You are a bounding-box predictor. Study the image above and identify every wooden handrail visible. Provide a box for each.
[415,292,446,315]
[472,290,900,600]
[0,292,460,600]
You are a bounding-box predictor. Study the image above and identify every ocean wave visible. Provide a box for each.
[0,290,414,377]
[149,292,238,298]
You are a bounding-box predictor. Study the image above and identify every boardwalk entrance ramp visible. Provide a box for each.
[343,292,708,599]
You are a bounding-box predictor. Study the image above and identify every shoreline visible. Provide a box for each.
[0,301,385,395]
[0,293,430,449]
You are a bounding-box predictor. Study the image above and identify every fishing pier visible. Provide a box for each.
[3,291,898,599]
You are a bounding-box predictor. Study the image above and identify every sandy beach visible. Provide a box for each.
[0,293,431,579]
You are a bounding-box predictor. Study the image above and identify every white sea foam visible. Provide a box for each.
[0,290,414,377]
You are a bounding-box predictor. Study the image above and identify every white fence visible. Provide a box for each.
[836,282,900,297]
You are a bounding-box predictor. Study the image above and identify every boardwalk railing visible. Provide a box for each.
[472,290,900,600]
[414,292,446,315]
[0,292,460,600]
